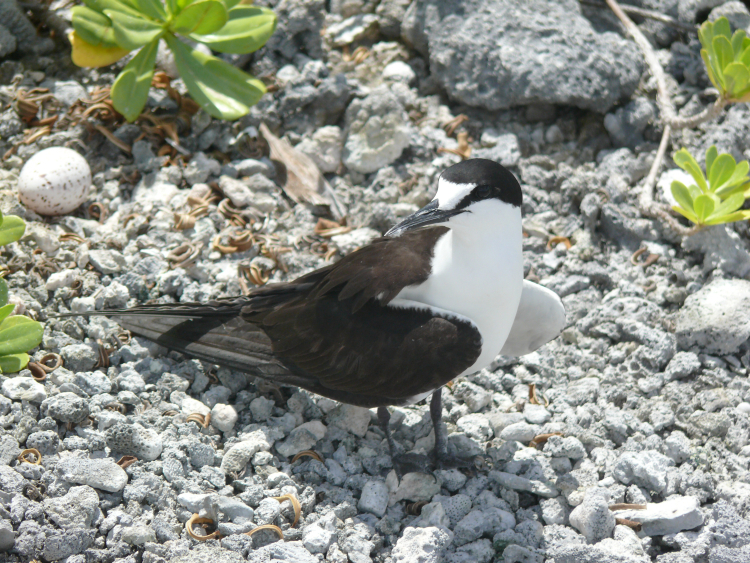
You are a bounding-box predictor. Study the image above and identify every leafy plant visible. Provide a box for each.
[670,146,750,227]
[70,0,277,121]
[0,212,43,373]
[699,16,750,103]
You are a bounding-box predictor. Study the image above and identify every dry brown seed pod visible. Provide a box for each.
[105,402,126,414]
[406,501,428,515]
[39,353,63,373]
[528,383,549,407]
[244,524,284,540]
[18,449,42,465]
[186,514,222,541]
[28,362,46,381]
[162,410,179,416]
[88,202,107,223]
[609,503,647,511]
[272,494,301,527]
[116,455,138,468]
[615,517,643,532]
[186,413,210,428]
[528,432,564,449]
[59,232,86,244]
[291,450,323,463]
[546,236,572,251]
[174,213,196,230]
[442,114,469,137]
[437,131,471,160]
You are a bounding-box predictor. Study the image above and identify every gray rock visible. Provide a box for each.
[183,152,221,185]
[57,456,129,492]
[383,61,417,85]
[473,133,521,167]
[44,485,99,529]
[500,421,540,443]
[453,509,485,546]
[358,479,389,517]
[302,524,335,554]
[343,85,410,174]
[0,434,20,465]
[60,343,99,373]
[171,545,245,563]
[88,249,127,274]
[255,497,281,524]
[676,279,750,354]
[1,377,46,403]
[387,470,442,504]
[0,518,14,552]
[540,497,570,526]
[0,464,26,493]
[106,422,163,461]
[327,403,371,437]
[682,225,750,278]
[544,436,586,460]
[604,98,656,148]
[0,24,16,58]
[41,529,95,561]
[40,392,89,423]
[72,371,112,395]
[457,413,493,441]
[613,450,674,493]
[211,403,238,432]
[503,544,544,563]
[613,496,703,536]
[296,126,343,173]
[404,0,641,112]
[250,395,275,422]
[121,525,157,545]
[665,351,701,381]
[276,420,327,457]
[664,431,691,464]
[709,1,750,30]
[489,471,558,498]
[452,380,493,412]
[26,430,59,456]
[569,488,616,543]
[392,527,453,563]
[523,403,551,425]
[220,432,272,473]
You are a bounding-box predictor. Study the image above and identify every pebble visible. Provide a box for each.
[276,420,327,457]
[1,377,46,403]
[327,403,371,437]
[220,432,272,474]
[303,523,336,554]
[613,450,674,494]
[358,479,389,517]
[40,392,89,423]
[106,422,163,461]
[499,421,540,443]
[489,471,558,498]
[387,471,442,505]
[391,526,453,563]
[56,456,129,492]
[569,488,615,543]
[613,496,703,536]
[43,485,99,529]
[211,403,238,432]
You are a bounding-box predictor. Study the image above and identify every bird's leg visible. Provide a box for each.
[430,388,476,470]
[377,406,430,479]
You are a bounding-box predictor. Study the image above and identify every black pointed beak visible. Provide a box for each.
[385,200,465,237]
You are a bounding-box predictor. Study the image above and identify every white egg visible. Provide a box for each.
[17,147,91,216]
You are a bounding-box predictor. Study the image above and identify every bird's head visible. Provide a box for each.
[386,159,523,237]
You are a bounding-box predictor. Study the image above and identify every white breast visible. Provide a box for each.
[391,199,524,378]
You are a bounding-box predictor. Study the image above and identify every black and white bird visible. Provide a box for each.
[67,158,565,472]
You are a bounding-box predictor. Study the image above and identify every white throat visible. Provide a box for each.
[392,199,524,376]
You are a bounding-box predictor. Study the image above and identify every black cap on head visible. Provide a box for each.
[441,158,522,208]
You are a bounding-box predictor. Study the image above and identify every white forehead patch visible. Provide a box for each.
[434,178,475,210]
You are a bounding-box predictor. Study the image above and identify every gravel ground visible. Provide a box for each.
[3,1,750,562]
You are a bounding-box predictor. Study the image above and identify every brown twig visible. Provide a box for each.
[609,503,647,510]
[615,517,643,532]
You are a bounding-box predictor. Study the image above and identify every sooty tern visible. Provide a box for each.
[64,158,565,474]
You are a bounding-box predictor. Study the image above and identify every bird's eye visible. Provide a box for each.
[476,185,491,197]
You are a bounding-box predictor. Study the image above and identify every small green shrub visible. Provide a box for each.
[71,0,277,121]
[0,212,43,373]
[670,145,750,227]
[699,16,750,103]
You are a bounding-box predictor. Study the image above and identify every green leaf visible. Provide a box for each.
[699,20,714,50]
[702,49,721,91]
[176,0,195,9]
[223,0,242,8]
[165,34,265,120]
[672,205,699,224]
[732,29,747,57]
[708,153,736,191]
[134,0,167,21]
[740,44,750,67]
[0,304,15,325]
[83,0,142,17]
[0,317,43,356]
[674,148,709,192]
[0,278,7,308]
[172,0,227,35]
[706,145,718,178]
[705,209,750,225]
[694,193,715,223]
[724,62,750,98]
[191,5,276,54]
[111,38,159,121]
[714,17,732,39]
[105,9,164,49]
[707,192,745,220]
[0,215,25,247]
[714,35,734,72]
[715,160,750,196]
[671,180,694,213]
[72,6,120,48]
[0,353,30,374]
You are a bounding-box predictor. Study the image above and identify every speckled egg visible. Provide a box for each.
[17,147,91,215]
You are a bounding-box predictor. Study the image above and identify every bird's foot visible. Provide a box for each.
[390,453,433,480]
[433,451,478,471]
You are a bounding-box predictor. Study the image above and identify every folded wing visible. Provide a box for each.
[499,280,566,357]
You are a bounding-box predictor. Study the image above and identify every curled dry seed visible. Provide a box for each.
[162,410,179,416]
[59,232,86,244]
[291,450,323,463]
[609,503,647,511]
[186,514,222,541]
[88,202,107,223]
[528,432,563,449]
[245,524,284,540]
[95,339,112,369]
[314,217,351,238]
[117,330,132,345]
[106,402,126,415]
[116,455,138,468]
[546,236,572,251]
[630,247,648,265]
[78,415,95,428]
[643,253,660,268]
[28,362,46,381]
[186,413,211,428]
[528,383,549,407]
[442,114,469,137]
[212,234,239,254]
[406,501,428,515]
[167,243,202,269]
[18,449,42,465]
[615,518,642,532]
[174,213,196,230]
[39,353,62,373]
[22,483,43,501]
[228,231,255,252]
[272,494,301,527]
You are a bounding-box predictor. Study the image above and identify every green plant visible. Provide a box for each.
[670,146,750,227]
[699,16,750,103]
[0,212,43,374]
[70,0,277,121]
